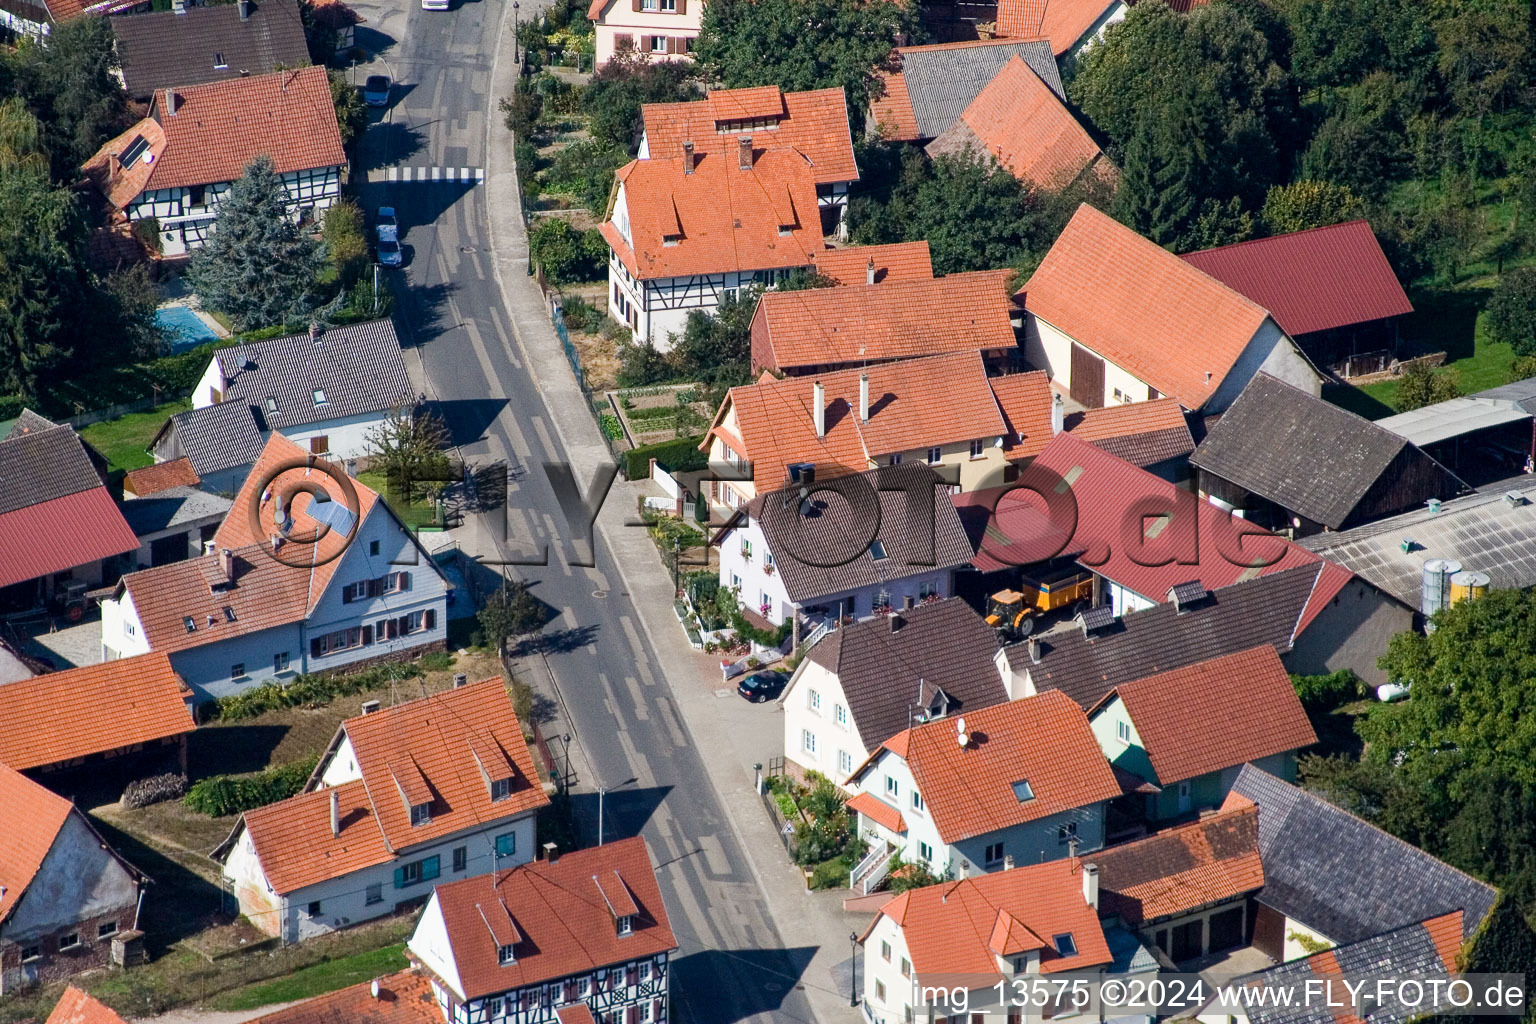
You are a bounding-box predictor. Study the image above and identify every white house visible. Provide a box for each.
[81,66,345,257]
[778,598,1006,785]
[843,692,1122,891]
[588,0,701,65]
[215,678,549,944]
[1020,204,1321,414]
[407,837,677,1024]
[102,432,450,698]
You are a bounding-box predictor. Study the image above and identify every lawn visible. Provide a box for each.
[210,942,410,1010]
[79,399,191,472]
[358,469,440,530]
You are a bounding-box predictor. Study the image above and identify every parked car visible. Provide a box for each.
[378,236,402,267]
[737,671,788,703]
[377,206,399,243]
[363,74,391,107]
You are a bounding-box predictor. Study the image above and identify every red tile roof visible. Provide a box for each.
[83,67,345,206]
[0,763,77,925]
[926,56,1104,190]
[809,242,934,286]
[45,987,132,1024]
[1098,645,1316,784]
[856,692,1120,844]
[1179,220,1413,338]
[249,971,439,1024]
[870,857,1111,975]
[752,269,1017,373]
[0,487,139,589]
[420,836,677,1000]
[708,350,1008,491]
[1092,805,1263,924]
[1022,204,1277,410]
[556,1005,599,1024]
[995,0,1112,54]
[124,457,202,497]
[966,431,1328,602]
[989,371,1058,460]
[847,791,907,833]
[642,87,857,185]
[869,69,919,141]
[242,778,391,895]
[602,148,823,281]
[0,652,192,771]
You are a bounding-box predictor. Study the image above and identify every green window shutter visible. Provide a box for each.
[423,855,441,881]
[394,867,406,889]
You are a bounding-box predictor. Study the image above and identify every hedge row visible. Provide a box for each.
[211,662,425,721]
[624,435,707,479]
[184,756,319,817]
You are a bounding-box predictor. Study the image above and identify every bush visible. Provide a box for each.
[184,756,320,816]
[624,434,708,478]
[322,199,369,288]
[1486,267,1536,357]
[501,83,544,138]
[212,662,425,720]
[600,413,624,439]
[562,294,596,332]
[120,772,187,809]
[1292,669,1365,711]
[809,857,852,889]
[1396,362,1461,410]
[530,219,607,285]
[541,140,628,215]
[418,650,455,671]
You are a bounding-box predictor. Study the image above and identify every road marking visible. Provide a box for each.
[379,166,486,184]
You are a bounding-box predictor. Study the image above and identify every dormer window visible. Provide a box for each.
[498,943,517,965]
[409,801,431,826]
[313,388,328,406]
[490,776,512,802]
[617,915,633,937]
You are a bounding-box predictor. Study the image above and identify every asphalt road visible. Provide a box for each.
[348,4,823,1023]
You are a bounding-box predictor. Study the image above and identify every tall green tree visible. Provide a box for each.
[1486,267,1536,358]
[1435,1,1533,117]
[188,156,321,330]
[329,70,367,147]
[582,56,698,150]
[1260,180,1364,234]
[1280,0,1434,93]
[694,0,919,106]
[15,17,133,180]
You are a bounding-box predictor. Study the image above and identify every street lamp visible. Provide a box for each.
[513,1,520,64]
[849,931,859,1008]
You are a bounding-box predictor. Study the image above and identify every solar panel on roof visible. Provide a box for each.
[305,495,356,535]
[119,135,150,169]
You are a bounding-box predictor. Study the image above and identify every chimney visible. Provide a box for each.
[219,547,235,582]
[737,135,753,170]
[164,87,179,115]
[1082,863,1099,909]
[238,0,250,16]
[889,613,903,633]
[681,140,695,174]
[1003,854,1014,871]
[453,673,468,688]
[269,532,284,552]
[309,321,324,344]
[171,0,185,12]
[813,381,826,437]
[859,373,870,423]
[903,594,915,610]
[1028,637,1041,664]
[1050,393,1064,435]
[543,841,559,863]
[361,698,382,714]
[865,257,876,286]
[108,152,121,178]
[330,788,340,837]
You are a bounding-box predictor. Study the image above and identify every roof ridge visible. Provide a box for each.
[1182,218,1373,257]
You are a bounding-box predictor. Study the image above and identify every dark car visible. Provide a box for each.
[737,670,788,703]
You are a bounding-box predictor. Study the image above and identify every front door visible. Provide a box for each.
[1070,344,1106,409]
[1177,780,1192,814]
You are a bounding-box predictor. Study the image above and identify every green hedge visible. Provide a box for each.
[184,756,320,816]
[624,435,707,479]
[212,663,425,721]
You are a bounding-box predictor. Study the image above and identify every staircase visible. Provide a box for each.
[850,842,895,896]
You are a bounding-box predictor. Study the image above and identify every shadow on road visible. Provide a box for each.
[354,25,398,54]
[671,947,820,1024]
[356,120,428,172]
[516,622,601,655]
[396,280,458,344]
[569,784,674,843]
[434,397,510,447]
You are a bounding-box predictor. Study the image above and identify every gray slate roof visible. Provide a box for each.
[803,597,1007,752]
[1298,484,1536,609]
[3,409,61,440]
[113,0,311,101]
[1006,564,1326,709]
[750,466,976,604]
[1232,765,1496,945]
[165,400,266,477]
[214,319,412,431]
[1192,374,1461,530]
[0,423,105,516]
[119,486,234,536]
[901,40,1062,139]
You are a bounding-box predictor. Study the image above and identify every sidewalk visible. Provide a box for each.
[478,14,871,1024]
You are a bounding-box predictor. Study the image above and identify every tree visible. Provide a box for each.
[1260,181,1364,235]
[1394,362,1460,410]
[1298,73,1414,202]
[1486,267,1536,357]
[1434,1,1532,117]
[529,218,606,285]
[97,264,164,360]
[188,156,321,330]
[364,405,453,502]
[14,16,133,179]
[582,55,698,150]
[478,578,546,653]
[693,0,918,107]
[329,69,367,147]
[0,160,89,399]
[1281,0,1434,93]
[322,198,368,287]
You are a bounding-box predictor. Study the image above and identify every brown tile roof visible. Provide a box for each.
[925,56,1104,190]
[249,971,439,1024]
[242,778,391,895]
[808,241,933,286]
[995,0,1113,55]
[988,370,1057,461]
[0,763,77,925]
[856,691,1121,844]
[83,66,345,207]
[1064,398,1194,467]
[113,0,312,101]
[1093,805,1263,925]
[0,652,191,771]
[752,270,1017,373]
[1021,204,1277,410]
[869,857,1111,975]
[421,836,677,1000]
[339,679,548,851]
[602,148,823,281]
[847,791,907,833]
[45,987,132,1024]
[124,457,202,497]
[712,351,1008,492]
[1099,645,1316,784]
[642,87,857,185]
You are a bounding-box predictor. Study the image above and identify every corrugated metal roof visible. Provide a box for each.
[0,488,139,589]
[1375,396,1530,447]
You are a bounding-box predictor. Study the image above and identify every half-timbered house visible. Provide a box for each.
[407,837,678,1024]
[82,66,345,258]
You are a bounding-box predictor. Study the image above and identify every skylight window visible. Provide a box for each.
[1011,779,1034,802]
[869,540,887,561]
[223,606,237,622]
[183,616,196,634]
[1052,933,1077,957]
[313,389,328,405]
[213,51,227,68]
[265,397,278,415]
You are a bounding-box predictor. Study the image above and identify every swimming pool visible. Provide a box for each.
[156,305,219,352]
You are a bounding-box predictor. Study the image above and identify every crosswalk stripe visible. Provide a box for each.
[381,166,487,184]
[461,167,471,182]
